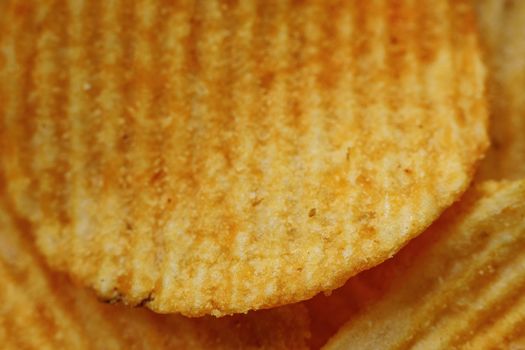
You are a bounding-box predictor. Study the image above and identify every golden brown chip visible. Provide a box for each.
[320,180,525,350]
[0,0,488,316]
[476,0,525,180]
[0,195,310,349]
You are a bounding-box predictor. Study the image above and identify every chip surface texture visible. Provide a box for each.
[0,0,488,315]
[323,180,525,350]
[0,194,311,349]
[476,0,525,180]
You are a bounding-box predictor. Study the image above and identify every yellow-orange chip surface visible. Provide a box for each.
[476,0,525,180]
[323,180,525,350]
[0,0,488,316]
[0,195,310,349]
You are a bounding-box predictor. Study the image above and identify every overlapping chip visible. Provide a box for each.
[318,180,525,350]
[303,4,525,348]
[0,192,310,349]
[0,0,488,316]
[476,0,525,180]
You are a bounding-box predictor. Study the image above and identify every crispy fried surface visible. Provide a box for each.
[321,180,525,350]
[0,0,487,316]
[0,197,310,349]
[476,0,525,180]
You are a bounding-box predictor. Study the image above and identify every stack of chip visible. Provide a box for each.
[0,0,523,348]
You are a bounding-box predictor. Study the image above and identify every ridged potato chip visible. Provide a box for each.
[0,193,310,349]
[476,0,525,180]
[321,180,525,350]
[304,4,525,347]
[0,0,487,316]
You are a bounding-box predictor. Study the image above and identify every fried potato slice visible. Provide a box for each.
[321,180,525,350]
[0,0,487,316]
[476,0,525,180]
[0,196,310,349]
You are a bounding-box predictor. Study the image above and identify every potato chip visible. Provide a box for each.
[476,0,525,180]
[0,193,310,349]
[321,180,525,350]
[0,0,488,316]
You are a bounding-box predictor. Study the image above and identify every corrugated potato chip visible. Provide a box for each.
[0,193,310,349]
[0,0,488,316]
[321,180,525,350]
[305,4,525,347]
[476,0,525,180]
